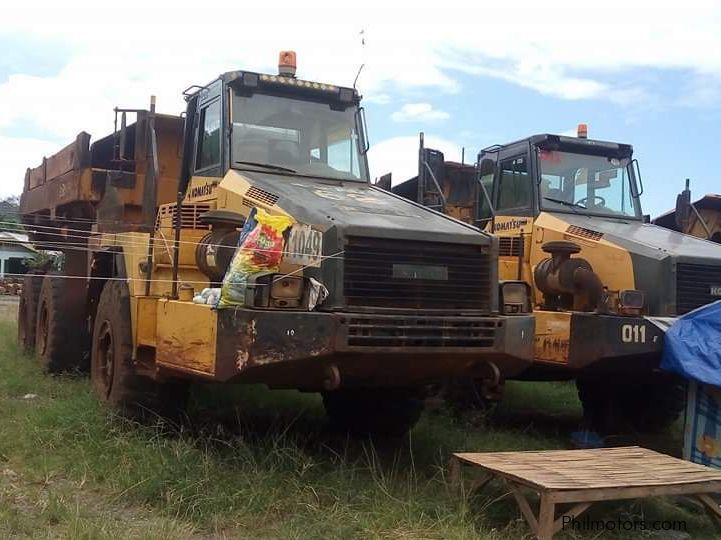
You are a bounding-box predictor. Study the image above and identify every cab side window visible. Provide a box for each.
[496,156,531,210]
[477,157,496,222]
[196,100,221,171]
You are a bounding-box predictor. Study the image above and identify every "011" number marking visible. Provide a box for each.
[621,324,646,344]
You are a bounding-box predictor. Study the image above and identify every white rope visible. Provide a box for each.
[0,249,344,288]
[0,222,337,260]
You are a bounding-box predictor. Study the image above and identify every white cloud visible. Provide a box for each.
[368,134,463,184]
[0,136,64,198]
[2,1,721,195]
[391,103,450,123]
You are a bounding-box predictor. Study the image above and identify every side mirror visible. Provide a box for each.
[675,178,692,232]
[355,107,369,155]
[630,158,644,197]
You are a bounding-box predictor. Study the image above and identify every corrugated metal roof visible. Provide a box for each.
[0,231,36,253]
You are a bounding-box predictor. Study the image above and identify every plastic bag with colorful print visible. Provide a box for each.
[218,208,293,308]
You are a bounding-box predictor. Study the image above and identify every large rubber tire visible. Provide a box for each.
[17,271,44,353]
[91,280,189,420]
[322,388,424,437]
[577,374,686,434]
[441,377,503,419]
[35,274,83,372]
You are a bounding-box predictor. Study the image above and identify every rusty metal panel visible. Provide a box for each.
[45,132,91,181]
[28,159,46,189]
[19,168,101,216]
[534,310,572,364]
[156,299,217,377]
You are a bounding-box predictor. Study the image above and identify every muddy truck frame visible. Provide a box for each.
[387,128,721,433]
[17,52,533,435]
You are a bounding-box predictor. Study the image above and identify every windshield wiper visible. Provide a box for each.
[234,161,297,174]
[543,196,587,210]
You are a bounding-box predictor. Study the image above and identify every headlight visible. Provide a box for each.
[499,281,532,314]
[618,289,644,315]
[249,273,306,308]
[270,276,304,308]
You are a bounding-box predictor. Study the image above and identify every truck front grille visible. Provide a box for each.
[346,316,499,347]
[677,263,721,314]
[343,236,491,310]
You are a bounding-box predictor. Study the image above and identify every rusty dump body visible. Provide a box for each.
[18,65,534,403]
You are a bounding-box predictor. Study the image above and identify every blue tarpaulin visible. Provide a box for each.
[661,300,721,387]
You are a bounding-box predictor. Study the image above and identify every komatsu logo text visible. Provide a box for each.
[493,219,529,232]
[189,183,215,199]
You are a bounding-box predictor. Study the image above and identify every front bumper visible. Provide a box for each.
[214,308,534,389]
[552,313,673,375]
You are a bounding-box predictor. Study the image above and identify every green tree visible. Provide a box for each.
[0,195,22,232]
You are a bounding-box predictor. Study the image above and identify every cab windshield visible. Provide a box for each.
[231,92,368,182]
[538,149,640,219]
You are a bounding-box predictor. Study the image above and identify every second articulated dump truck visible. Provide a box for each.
[17,52,533,435]
[389,128,721,433]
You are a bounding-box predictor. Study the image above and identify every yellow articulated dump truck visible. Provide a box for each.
[17,52,534,435]
[388,128,721,433]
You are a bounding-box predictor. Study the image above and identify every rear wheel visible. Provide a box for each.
[577,374,686,434]
[17,271,44,353]
[91,280,189,420]
[322,388,424,437]
[35,274,83,372]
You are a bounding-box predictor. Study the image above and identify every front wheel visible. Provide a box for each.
[91,280,189,420]
[322,388,424,437]
[577,374,686,434]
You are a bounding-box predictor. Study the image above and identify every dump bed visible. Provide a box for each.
[20,113,184,234]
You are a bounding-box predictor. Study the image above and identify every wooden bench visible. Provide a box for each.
[449,446,721,539]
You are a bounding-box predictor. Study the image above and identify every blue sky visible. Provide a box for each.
[366,69,721,217]
[2,1,720,218]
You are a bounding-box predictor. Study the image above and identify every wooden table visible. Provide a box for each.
[449,446,721,539]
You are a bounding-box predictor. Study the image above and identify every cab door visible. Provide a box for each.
[184,80,225,205]
[490,148,536,283]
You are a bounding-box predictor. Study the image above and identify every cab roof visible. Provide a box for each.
[481,133,633,159]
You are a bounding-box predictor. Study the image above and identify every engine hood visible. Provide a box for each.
[218,169,496,312]
[230,170,488,245]
[557,213,721,315]
[560,213,721,264]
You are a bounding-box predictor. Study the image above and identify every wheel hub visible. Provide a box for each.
[97,322,114,397]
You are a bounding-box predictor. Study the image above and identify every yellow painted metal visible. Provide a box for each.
[484,212,636,365]
[97,167,309,378]
[531,212,635,300]
[533,310,572,365]
[184,176,221,203]
[155,299,217,377]
[135,297,158,347]
[486,212,636,309]
[216,169,291,217]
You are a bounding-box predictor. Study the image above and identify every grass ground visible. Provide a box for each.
[0,304,714,539]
